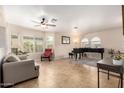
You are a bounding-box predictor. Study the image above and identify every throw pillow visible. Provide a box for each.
[3,54,21,63]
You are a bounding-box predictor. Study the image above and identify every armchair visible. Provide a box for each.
[41,48,52,61]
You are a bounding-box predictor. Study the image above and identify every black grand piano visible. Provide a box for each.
[72,48,104,59]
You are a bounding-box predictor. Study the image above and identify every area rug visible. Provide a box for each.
[70,58,101,67]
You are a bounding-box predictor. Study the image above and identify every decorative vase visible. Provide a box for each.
[112,59,123,65]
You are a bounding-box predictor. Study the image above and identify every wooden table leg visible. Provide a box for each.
[101,53,103,59]
[98,67,100,88]
[118,77,120,88]
[75,53,77,60]
[108,70,109,80]
[121,73,123,88]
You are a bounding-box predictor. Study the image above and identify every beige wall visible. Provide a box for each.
[5,22,82,60]
[0,27,6,48]
[54,31,83,58]
[0,6,6,27]
[5,24,124,60]
[6,23,83,59]
[5,23,124,60]
[0,6,6,55]
[82,27,124,51]
[54,28,124,59]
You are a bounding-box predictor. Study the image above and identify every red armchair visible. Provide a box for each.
[41,48,52,61]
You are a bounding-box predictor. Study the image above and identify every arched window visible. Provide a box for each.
[81,38,89,48]
[91,37,101,48]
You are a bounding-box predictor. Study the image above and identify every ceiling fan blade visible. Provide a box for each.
[34,25,41,27]
[46,24,56,27]
[31,20,41,24]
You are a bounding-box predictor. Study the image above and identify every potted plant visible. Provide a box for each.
[113,54,123,65]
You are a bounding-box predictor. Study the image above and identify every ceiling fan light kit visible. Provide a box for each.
[51,18,57,23]
[32,16,57,27]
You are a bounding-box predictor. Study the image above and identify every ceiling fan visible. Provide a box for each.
[32,16,57,27]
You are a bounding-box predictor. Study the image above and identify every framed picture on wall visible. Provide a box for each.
[61,36,70,44]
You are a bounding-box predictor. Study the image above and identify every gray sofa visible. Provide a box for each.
[0,55,39,87]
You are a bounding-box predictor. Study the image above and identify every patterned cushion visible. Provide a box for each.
[3,54,21,63]
[18,55,27,60]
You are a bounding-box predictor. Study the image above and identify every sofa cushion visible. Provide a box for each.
[18,55,27,60]
[3,54,21,63]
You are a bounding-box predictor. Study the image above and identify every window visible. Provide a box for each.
[11,35,18,48]
[91,37,101,48]
[23,36,34,53]
[35,38,43,52]
[46,36,54,49]
[23,36,44,53]
[81,38,89,48]
[11,35,18,54]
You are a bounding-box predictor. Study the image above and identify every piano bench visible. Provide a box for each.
[69,52,74,58]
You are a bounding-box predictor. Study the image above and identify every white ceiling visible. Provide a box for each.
[3,5,122,32]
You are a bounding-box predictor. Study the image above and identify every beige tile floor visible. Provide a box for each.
[14,59,123,88]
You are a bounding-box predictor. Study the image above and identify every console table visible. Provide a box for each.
[97,58,123,88]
